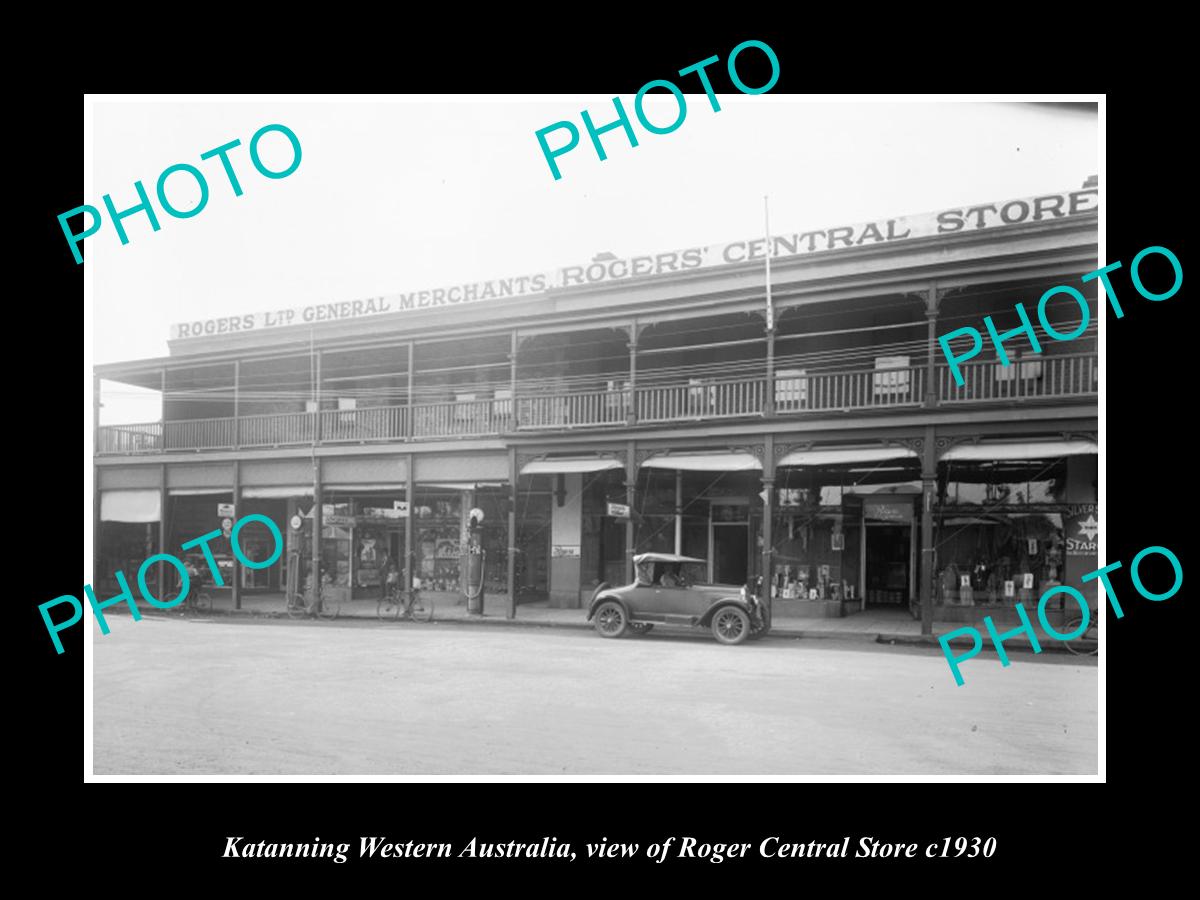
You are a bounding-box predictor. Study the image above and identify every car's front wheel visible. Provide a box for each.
[594,601,628,638]
[712,606,751,645]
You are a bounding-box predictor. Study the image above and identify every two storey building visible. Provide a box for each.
[93,183,1100,633]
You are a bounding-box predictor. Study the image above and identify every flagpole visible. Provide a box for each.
[763,195,774,330]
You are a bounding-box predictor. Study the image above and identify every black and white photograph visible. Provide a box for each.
[80,92,1103,779]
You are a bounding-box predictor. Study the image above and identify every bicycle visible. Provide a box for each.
[286,578,341,621]
[180,561,212,613]
[1061,607,1098,656]
[183,588,212,613]
[376,582,434,623]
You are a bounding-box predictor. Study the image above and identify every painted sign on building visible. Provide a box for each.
[170,186,1099,341]
[606,502,630,519]
[1065,504,1099,556]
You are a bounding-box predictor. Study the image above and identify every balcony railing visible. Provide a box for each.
[517,389,629,429]
[412,399,511,438]
[240,411,316,447]
[97,353,1097,455]
[164,416,235,451]
[320,405,407,443]
[638,376,765,423]
[938,352,1098,404]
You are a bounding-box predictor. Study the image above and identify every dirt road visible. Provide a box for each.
[91,616,1098,775]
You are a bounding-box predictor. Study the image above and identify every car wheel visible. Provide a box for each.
[712,606,750,645]
[594,601,628,638]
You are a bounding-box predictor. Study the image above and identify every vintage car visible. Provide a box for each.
[586,553,770,645]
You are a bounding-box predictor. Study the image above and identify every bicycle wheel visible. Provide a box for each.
[410,591,434,623]
[1062,614,1098,656]
[286,595,306,619]
[193,591,212,612]
[377,596,400,620]
[318,593,341,621]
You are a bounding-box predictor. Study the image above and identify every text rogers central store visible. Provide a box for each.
[93,181,1099,632]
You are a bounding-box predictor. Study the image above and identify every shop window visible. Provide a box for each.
[771,509,849,601]
[413,491,463,593]
[934,513,1064,607]
[942,459,1066,506]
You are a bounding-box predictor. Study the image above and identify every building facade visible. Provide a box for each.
[93,184,1100,632]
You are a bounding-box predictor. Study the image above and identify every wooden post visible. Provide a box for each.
[160,369,167,449]
[761,433,775,596]
[624,440,637,583]
[509,331,519,431]
[406,342,415,440]
[232,459,241,610]
[233,360,240,449]
[924,282,942,409]
[311,457,322,601]
[674,469,683,555]
[508,446,517,619]
[405,454,415,593]
[313,350,323,442]
[159,463,168,598]
[626,322,638,426]
[764,326,776,417]
[920,424,937,636]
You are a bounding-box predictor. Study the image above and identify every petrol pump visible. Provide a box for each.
[465,506,486,615]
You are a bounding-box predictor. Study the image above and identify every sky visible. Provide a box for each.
[90,97,1097,422]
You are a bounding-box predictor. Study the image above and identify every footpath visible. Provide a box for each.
[150,592,1090,655]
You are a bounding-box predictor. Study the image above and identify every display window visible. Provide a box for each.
[98,522,157,596]
[412,489,463,593]
[934,458,1069,607]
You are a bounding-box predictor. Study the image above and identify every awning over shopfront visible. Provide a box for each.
[168,488,233,496]
[778,446,918,467]
[941,440,1098,462]
[641,451,762,471]
[520,457,622,476]
[323,483,406,492]
[100,489,161,523]
[241,486,315,499]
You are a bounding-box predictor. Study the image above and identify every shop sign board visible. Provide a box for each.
[606,502,630,519]
[1065,504,1099,556]
[864,500,911,523]
[361,506,405,521]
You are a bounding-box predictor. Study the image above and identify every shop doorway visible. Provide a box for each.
[864,524,913,606]
[712,524,749,585]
